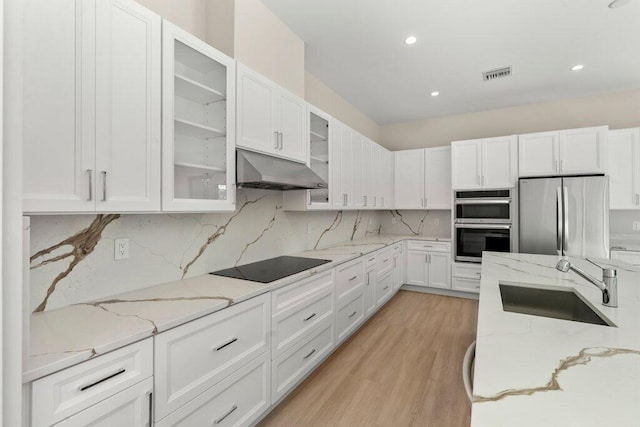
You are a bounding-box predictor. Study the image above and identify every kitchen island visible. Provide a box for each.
[472,252,640,426]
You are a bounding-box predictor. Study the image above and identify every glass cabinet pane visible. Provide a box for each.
[309,111,330,205]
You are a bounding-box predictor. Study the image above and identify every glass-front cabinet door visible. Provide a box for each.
[308,106,331,208]
[161,20,236,211]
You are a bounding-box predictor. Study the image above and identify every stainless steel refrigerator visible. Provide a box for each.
[519,175,609,258]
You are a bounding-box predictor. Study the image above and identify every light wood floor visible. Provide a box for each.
[259,290,479,427]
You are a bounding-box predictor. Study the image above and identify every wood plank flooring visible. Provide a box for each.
[259,290,479,427]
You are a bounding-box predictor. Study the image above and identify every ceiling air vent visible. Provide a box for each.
[483,66,512,81]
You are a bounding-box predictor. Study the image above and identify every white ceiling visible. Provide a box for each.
[260,0,640,125]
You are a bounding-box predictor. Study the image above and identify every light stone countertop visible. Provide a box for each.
[610,233,640,252]
[25,234,449,383]
[471,252,640,427]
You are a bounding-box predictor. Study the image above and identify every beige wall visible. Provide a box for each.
[233,0,305,97]
[381,89,640,151]
[205,0,234,57]
[305,72,381,141]
[136,0,207,40]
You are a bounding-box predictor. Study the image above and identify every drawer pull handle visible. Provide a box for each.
[303,313,317,322]
[214,337,238,352]
[348,275,358,281]
[214,404,238,424]
[383,286,389,290]
[303,348,316,360]
[368,258,375,262]
[79,368,126,391]
[383,258,389,263]
[348,311,357,318]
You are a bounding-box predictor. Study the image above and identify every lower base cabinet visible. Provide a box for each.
[452,262,481,294]
[376,270,394,306]
[336,292,365,344]
[55,378,153,427]
[364,267,376,316]
[155,353,270,427]
[405,241,451,289]
[271,321,335,404]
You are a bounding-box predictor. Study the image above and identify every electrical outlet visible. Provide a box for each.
[633,222,640,231]
[114,238,130,260]
[391,216,397,224]
[434,218,440,226]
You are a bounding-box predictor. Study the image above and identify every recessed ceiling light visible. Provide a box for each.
[431,91,440,97]
[571,64,584,71]
[608,0,630,8]
[405,36,417,45]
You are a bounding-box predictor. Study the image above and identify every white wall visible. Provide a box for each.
[234,0,305,97]
[381,89,640,150]
[136,0,207,40]
[205,0,234,57]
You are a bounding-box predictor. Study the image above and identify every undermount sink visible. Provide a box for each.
[499,282,616,327]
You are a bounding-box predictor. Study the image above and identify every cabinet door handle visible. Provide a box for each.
[86,169,93,201]
[303,313,316,322]
[79,368,126,391]
[554,160,558,172]
[348,311,357,318]
[636,194,639,205]
[559,159,563,172]
[303,348,316,359]
[101,171,107,202]
[425,254,429,263]
[214,404,238,425]
[213,337,237,351]
[364,195,367,206]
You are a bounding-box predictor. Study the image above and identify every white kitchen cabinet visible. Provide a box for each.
[362,139,373,208]
[237,64,307,163]
[395,147,452,209]
[394,149,425,209]
[351,133,365,208]
[519,126,608,177]
[335,121,355,208]
[55,378,153,427]
[609,128,640,209]
[452,136,517,190]
[382,148,395,208]
[425,147,452,209]
[405,241,451,289]
[392,243,404,290]
[23,0,161,213]
[452,262,481,294]
[364,267,377,317]
[162,21,236,212]
[283,106,333,210]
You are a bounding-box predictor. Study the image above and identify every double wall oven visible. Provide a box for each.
[454,190,518,263]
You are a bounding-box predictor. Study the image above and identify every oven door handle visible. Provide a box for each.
[454,199,511,205]
[454,224,512,230]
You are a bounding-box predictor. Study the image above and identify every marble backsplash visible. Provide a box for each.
[379,210,452,237]
[28,189,383,312]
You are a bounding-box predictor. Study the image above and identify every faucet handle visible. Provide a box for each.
[586,258,616,278]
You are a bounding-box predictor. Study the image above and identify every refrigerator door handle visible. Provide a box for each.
[556,187,563,254]
[563,187,569,253]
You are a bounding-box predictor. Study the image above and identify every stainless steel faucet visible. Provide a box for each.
[555,258,618,308]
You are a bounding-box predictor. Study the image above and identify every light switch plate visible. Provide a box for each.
[115,238,130,260]
[634,222,640,231]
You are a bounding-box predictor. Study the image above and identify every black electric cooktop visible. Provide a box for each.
[210,256,332,283]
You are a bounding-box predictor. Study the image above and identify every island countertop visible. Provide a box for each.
[471,252,640,427]
[25,234,449,383]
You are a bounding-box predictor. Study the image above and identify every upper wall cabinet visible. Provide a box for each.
[518,126,608,177]
[609,128,640,210]
[23,0,161,213]
[236,64,307,163]
[394,147,452,209]
[283,106,332,210]
[161,21,236,212]
[451,136,517,190]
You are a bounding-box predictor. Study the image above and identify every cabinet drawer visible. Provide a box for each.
[335,258,365,305]
[610,250,640,267]
[452,277,481,293]
[272,288,334,358]
[272,321,334,403]
[376,248,395,277]
[32,338,153,427]
[364,253,377,269]
[272,270,334,316]
[154,293,270,421]
[156,353,270,427]
[55,378,153,427]
[336,292,365,343]
[453,262,482,279]
[391,243,402,256]
[376,270,395,305]
[407,240,450,252]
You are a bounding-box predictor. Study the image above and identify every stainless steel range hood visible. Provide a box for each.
[236,149,327,191]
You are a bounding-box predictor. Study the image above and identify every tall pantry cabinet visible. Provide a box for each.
[23,0,162,213]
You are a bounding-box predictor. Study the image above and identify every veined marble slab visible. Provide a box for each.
[25,234,448,383]
[472,252,640,427]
